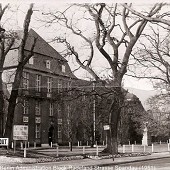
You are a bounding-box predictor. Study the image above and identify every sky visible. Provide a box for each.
[1,1,168,91]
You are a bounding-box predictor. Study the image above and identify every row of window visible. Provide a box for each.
[23,100,70,118]
[23,100,58,116]
[23,116,62,139]
[23,72,72,93]
[28,57,66,73]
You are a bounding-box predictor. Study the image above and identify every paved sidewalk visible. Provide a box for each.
[0,151,170,167]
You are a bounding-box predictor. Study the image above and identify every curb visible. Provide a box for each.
[97,154,170,167]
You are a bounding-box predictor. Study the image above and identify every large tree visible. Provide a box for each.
[42,3,164,155]
[0,4,15,137]
[0,4,35,140]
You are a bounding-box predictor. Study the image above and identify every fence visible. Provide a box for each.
[120,143,170,153]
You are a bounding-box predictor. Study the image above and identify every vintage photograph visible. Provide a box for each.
[0,1,169,169]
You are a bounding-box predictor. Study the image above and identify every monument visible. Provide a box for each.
[142,125,148,145]
[142,122,151,145]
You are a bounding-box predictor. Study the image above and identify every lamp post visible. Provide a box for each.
[92,81,96,147]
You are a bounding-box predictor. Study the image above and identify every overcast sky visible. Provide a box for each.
[2,1,166,91]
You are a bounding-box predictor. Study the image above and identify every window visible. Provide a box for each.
[35,101,41,115]
[35,124,41,139]
[58,119,62,139]
[35,117,41,123]
[58,79,62,93]
[67,104,70,118]
[23,99,29,114]
[47,77,52,93]
[67,81,72,95]
[62,65,66,73]
[46,60,51,69]
[23,72,29,89]
[49,102,54,116]
[28,56,34,65]
[58,104,62,118]
[23,116,29,123]
[36,75,41,92]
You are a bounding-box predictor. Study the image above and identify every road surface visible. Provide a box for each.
[111,157,170,170]
[1,157,170,170]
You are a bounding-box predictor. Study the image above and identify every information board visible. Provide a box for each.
[13,125,28,140]
[0,138,8,146]
[103,125,110,130]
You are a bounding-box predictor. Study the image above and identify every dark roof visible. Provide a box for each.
[13,29,67,62]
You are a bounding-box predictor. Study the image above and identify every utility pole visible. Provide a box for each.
[92,81,96,146]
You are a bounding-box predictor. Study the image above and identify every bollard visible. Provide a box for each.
[96,145,99,156]
[51,142,53,148]
[69,142,71,147]
[123,145,125,153]
[132,144,134,152]
[28,142,30,148]
[83,146,85,154]
[34,142,36,148]
[14,141,16,154]
[56,146,59,157]
[24,148,26,158]
[152,144,154,152]
[24,141,27,158]
[160,141,161,145]
[87,141,88,146]
[78,141,80,147]
[168,143,170,152]
[21,142,23,149]
[11,142,14,149]
[144,145,146,152]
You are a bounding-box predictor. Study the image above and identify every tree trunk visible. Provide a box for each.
[4,67,23,141]
[0,72,4,137]
[70,141,73,151]
[105,86,124,155]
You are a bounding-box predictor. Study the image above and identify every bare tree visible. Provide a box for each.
[0,4,16,137]
[42,3,163,155]
[128,27,170,90]
[3,4,35,140]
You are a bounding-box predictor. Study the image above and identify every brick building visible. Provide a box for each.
[2,29,147,147]
[3,29,81,146]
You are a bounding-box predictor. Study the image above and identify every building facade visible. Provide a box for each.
[3,29,80,146]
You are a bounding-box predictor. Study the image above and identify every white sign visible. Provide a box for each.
[13,125,28,140]
[0,138,8,146]
[104,125,110,130]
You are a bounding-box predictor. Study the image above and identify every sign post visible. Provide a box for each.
[13,125,28,157]
[103,125,110,147]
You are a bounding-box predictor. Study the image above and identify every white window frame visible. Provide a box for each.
[36,75,41,92]
[23,72,29,90]
[28,56,34,65]
[58,104,61,118]
[67,104,70,118]
[49,102,54,116]
[23,116,29,123]
[46,60,51,69]
[35,124,41,139]
[61,65,66,73]
[35,101,41,115]
[58,123,62,139]
[35,117,41,123]
[23,99,29,114]
[47,77,52,93]
[58,79,62,93]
